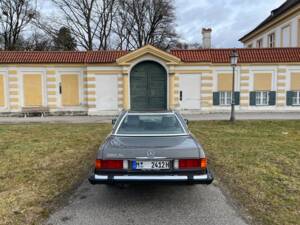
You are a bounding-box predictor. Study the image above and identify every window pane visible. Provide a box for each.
[117,114,185,135]
[226,92,232,105]
[262,92,268,105]
[220,92,225,105]
[256,92,261,105]
[293,96,297,105]
[294,91,300,105]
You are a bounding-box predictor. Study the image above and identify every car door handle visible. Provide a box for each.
[180,91,183,101]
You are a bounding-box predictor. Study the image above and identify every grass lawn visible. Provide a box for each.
[0,121,299,225]
[0,124,111,225]
[190,121,300,225]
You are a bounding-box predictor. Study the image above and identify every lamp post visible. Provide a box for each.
[230,49,239,122]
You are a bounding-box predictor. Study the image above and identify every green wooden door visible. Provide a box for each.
[130,61,167,111]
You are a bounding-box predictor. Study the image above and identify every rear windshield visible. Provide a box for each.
[116,114,185,135]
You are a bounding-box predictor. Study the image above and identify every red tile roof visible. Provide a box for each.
[0,48,300,64]
[170,48,300,63]
[0,51,128,64]
[85,51,128,63]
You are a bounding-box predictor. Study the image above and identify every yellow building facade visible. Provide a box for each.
[0,45,300,115]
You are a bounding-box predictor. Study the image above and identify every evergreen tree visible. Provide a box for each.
[53,27,77,51]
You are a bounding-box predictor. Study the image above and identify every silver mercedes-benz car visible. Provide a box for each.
[89,111,213,185]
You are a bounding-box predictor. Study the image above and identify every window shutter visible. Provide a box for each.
[268,91,276,105]
[234,92,240,105]
[286,91,294,106]
[213,92,220,105]
[250,92,256,106]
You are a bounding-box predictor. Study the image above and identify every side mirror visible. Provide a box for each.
[184,119,189,125]
[112,119,117,125]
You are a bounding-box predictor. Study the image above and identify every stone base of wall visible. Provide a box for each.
[0,111,88,117]
[1,108,300,117]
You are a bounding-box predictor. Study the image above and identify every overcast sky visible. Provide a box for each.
[39,0,286,48]
[175,0,287,47]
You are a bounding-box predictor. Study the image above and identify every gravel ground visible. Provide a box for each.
[45,180,249,225]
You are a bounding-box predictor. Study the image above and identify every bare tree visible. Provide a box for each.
[50,0,98,50]
[114,0,177,50]
[0,0,37,50]
[23,31,53,51]
[49,0,117,50]
[95,0,117,50]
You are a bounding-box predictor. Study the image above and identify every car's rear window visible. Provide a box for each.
[116,114,185,135]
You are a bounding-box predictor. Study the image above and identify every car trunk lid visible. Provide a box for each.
[100,135,200,159]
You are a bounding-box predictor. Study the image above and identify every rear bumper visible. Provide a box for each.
[88,170,214,185]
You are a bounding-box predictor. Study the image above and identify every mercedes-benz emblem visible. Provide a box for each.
[146,151,155,157]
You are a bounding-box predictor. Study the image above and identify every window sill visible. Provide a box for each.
[253,105,271,106]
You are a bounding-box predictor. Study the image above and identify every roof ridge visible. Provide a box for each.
[0,48,300,64]
[171,47,300,51]
[0,50,128,53]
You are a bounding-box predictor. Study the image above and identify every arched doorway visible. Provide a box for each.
[130,61,167,111]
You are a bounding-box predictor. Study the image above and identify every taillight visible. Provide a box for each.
[95,159,123,170]
[179,158,207,170]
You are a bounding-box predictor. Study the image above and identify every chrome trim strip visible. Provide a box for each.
[114,112,188,137]
[114,111,128,135]
[113,175,188,181]
[135,157,168,159]
[174,113,188,134]
[193,174,208,180]
[114,134,187,137]
[128,112,175,115]
[94,175,108,180]
[94,174,209,181]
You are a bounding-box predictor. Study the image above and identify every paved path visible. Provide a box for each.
[45,180,248,225]
[1,112,300,124]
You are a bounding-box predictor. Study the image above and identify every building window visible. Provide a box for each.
[256,91,269,105]
[268,33,275,47]
[220,91,232,105]
[256,39,263,48]
[247,44,253,48]
[292,91,300,105]
[281,25,290,47]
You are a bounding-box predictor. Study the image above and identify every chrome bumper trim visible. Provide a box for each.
[113,175,188,181]
[193,174,208,180]
[94,175,108,180]
[93,174,208,181]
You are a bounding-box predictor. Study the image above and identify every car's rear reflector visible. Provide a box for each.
[200,158,207,170]
[179,158,207,170]
[95,159,123,170]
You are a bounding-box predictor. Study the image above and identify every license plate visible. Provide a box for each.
[132,161,170,170]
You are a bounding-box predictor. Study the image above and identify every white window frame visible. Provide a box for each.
[256,91,269,106]
[256,38,263,48]
[268,33,275,48]
[219,91,232,106]
[292,91,300,105]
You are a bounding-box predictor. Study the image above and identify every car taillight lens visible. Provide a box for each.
[95,159,123,170]
[179,158,207,170]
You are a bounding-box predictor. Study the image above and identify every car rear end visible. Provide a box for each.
[89,157,213,184]
[88,111,214,185]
